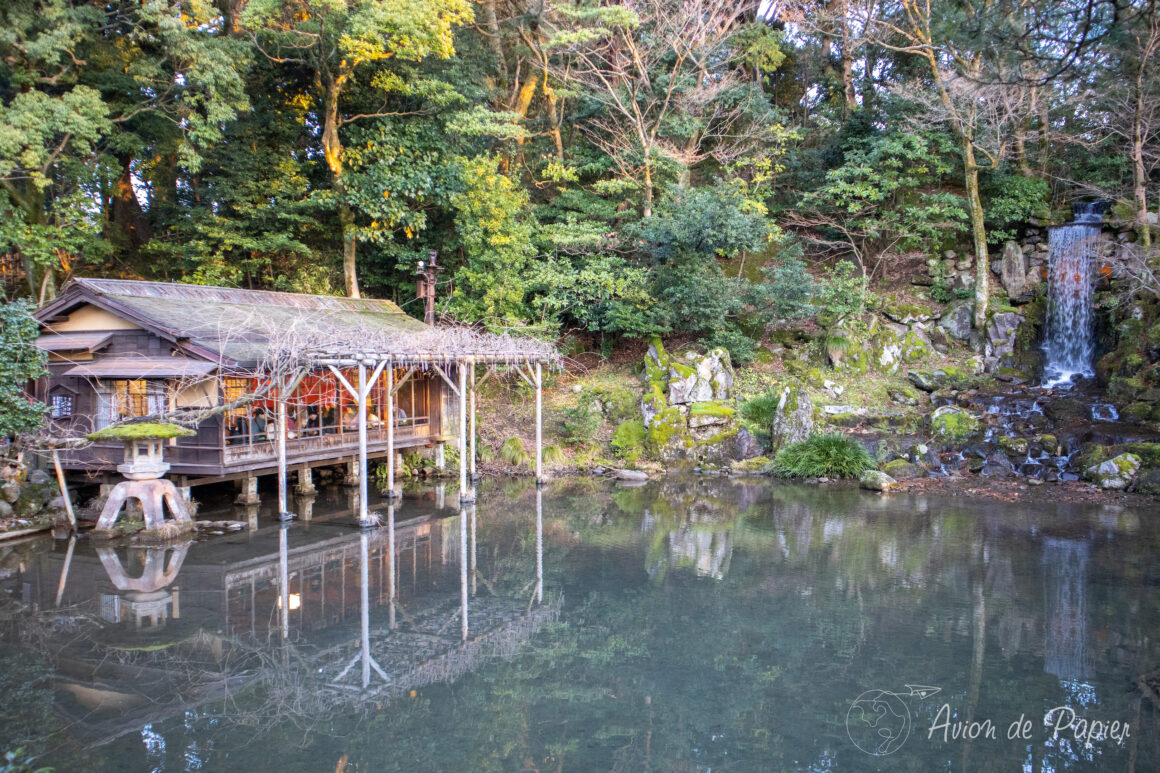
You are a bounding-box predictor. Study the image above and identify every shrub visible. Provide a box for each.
[611,418,647,461]
[739,391,781,432]
[560,402,601,447]
[766,433,873,478]
[500,437,531,467]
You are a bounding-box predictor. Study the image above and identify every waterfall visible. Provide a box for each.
[1042,203,1104,387]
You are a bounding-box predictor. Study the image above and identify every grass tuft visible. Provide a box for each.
[765,433,873,479]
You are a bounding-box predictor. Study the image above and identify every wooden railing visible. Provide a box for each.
[223,422,432,464]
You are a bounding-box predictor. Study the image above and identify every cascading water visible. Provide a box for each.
[1042,202,1104,387]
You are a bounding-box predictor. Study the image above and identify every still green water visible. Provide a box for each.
[2,477,1159,771]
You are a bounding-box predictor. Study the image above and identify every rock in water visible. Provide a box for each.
[1085,453,1142,490]
[860,470,898,491]
[770,383,813,452]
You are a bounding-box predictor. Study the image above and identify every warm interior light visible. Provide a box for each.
[277,593,302,611]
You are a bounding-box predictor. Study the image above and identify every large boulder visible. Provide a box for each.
[1085,453,1142,490]
[931,405,981,442]
[667,348,733,405]
[1000,242,1029,300]
[770,382,813,452]
[984,311,1025,372]
[938,300,974,340]
[860,470,898,492]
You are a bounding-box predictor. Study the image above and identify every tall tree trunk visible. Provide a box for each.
[1037,95,1051,176]
[108,153,153,260]
[839,6,856,115]
[642,161,653,218]
[482,0,508,85]
[1132,69,1152,247]
[340,203,360,298]
[963,138,990,335]
[543,75,564,161]
[321,74,360,298]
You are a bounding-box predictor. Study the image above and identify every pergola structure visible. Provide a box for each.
[269,326,557,525]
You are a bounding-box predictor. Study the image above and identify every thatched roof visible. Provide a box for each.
[39,279,555,370]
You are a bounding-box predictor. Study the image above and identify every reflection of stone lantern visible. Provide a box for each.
[87,423,197,537]
[96,541,191,628]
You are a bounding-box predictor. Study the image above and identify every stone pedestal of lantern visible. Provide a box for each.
[88,424,197,539]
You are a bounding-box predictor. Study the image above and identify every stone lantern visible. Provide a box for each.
[88,423,197,538]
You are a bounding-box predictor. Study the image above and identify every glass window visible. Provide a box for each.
[50,393,73,418]
[97,380,166,428]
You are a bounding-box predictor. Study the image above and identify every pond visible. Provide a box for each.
[2,477,1159,771]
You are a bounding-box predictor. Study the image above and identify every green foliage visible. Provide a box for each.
[798,131,967,270]
[448,155,537,326]
[611,419,647,461]
[738,391,782,432]
[756,255,816,320]
[499,437,531,467]
[982,173,1050,242]
[815,261,873,322]
[560,403,601,448]
[766,434,874,479]
[542,444,566,465]
[0,300,47,437]
[529,254,660,339]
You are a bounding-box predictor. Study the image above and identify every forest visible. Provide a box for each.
[0,0,1156,364]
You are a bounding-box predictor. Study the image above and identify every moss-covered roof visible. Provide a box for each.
[87,423,197,441]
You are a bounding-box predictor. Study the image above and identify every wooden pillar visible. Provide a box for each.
[386,361,396,498]
[535,361,543,483]
[276,387,291,520]
[357,362,370,526]
[459,362,472,503]
[469,363,477,480]
[435,443,445,471]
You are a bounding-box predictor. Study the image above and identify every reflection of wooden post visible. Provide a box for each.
[460,507,469,642]
[54,533,76,607]
[388,504,396,630]
[278,525,290,640]
[536,487,543,605]
[470,505,477,596]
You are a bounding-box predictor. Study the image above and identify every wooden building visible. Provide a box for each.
[34,279,554,507]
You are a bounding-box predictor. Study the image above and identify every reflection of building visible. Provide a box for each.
[19,505,554,748]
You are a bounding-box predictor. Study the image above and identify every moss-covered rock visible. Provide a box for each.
[730,456,771,474]
[1084,452,1142,490]
[1137,467,1160,495]
[997,436,1029,456]
[645,406,694,462]
[688,400,736,428]
[860,469,898,491]
[1122,402,1154,423]
[882,459,920,480]
[611,419,647,462]
[930,406,981,442]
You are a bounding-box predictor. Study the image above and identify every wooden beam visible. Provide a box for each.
[386,361,395,498]
[390,367,415,395]
[357,363,369,525]
[469,363,476,479]
[458,362,470,502]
